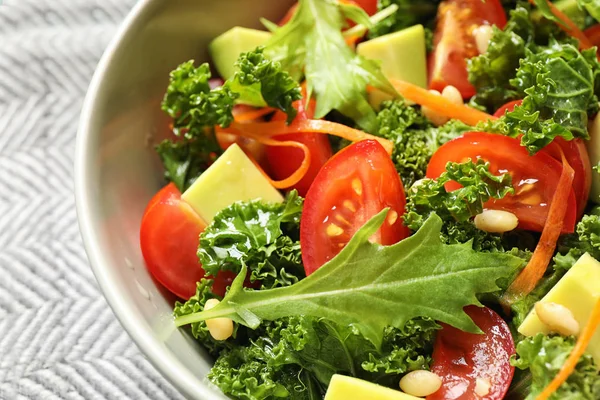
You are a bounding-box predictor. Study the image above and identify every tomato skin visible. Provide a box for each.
[267,90,332,196]
[494,100,592,217]
[585,25,600,46]
[300,140,410,275]
[429,0,507,99]
[426,132,577,234]
[427,306,515,400]
[140,183,207,299]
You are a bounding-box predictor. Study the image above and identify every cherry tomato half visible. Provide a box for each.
[427,306,515,400]
[140,183,207,299]
[429,0,507,98]
[494,100,592,218]
[426,132,577,234]
[300,140,410,275]
[267,89,332,196]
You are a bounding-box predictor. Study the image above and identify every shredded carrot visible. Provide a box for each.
[389,79,496,126]
[536,297,600,400]
[227,119,395,155]
[501,153,575,308]
[216,126,312,189]
[233,107,276,123]
[529,0,596,52]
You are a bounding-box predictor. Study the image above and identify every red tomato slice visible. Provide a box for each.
[140,183,207,299]
[429,0,507,99]
[426,132,577,234]
[267,90,332,196]
[585,24,600,46]
[427,306,515,400]
[494,100,592,218]
[300,140,410,275]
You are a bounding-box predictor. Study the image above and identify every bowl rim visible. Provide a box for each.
[74,1,218,398]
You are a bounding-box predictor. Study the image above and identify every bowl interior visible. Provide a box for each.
[76,1,294,398]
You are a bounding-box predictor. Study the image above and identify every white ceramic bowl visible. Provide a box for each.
[75,1,293,398]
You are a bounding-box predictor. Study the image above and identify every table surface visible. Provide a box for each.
[0,1,184,398]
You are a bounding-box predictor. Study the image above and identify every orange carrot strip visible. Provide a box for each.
[228,119,395,155]
[389,79,496,126]
[218,126,311,189]
[529,0,596,51]
[536,297,600,400]
[233,107,276,123]
[502,153,574,307]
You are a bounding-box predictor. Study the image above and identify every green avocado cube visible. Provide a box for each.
[209,27,272,80]
[181,143,283,223]
[357,25,427,108]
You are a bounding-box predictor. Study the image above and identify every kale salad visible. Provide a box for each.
[139,0,600,398]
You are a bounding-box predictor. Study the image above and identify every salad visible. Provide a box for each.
[139,0,600,399]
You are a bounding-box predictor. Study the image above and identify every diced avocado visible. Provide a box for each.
[209,27,272,80]
[357,25,427,109]
[518,253,600,365]
[587,114,600,204]
[181,143,283,223]
[531,0,587,29]
[324,374,422,400]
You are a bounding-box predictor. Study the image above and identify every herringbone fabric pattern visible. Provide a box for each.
[0,1,183,399]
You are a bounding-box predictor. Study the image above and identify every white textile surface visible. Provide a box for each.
[0,1,183,399]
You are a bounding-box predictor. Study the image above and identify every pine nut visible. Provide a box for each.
[473,25,494,54]
[399,370,442,397]
[474,378,491,397]
[204,298,234,340]
[535,302,580,337]
[442,85,463,105]
[474,210,519,233]
[422,90,449,126]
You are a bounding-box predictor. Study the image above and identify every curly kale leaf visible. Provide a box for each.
[468,5,534,111]
[172,279,238,356]
[367,0,440,39]
[155,139,219,192]
[511,334,600,400]
[198,191,305,290]
[162,61,238,137]
[162,48,301,138]
[403,160,514,252]
[208,315,439,399]
[374,100,470,187]
[226,47,301,124]
[504,40,600,154]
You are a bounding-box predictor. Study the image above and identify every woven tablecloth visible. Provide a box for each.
[0,1,183,399]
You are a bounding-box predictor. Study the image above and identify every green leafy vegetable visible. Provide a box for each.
[173,279,237,356]
[511,334,600,399]
[375,100,470,187]
[468,5,534,111]
[504,40,600,153]
[162,48,301,138]
[579,0,600,23]
[155,139,219,192]
[177,211,523,347]
[264,0,396,131]
[367,0,440,39]
[404,160,514,251]
[199,191,305,290]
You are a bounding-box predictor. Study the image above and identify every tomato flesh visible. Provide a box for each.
[427,306,515,400]
[426,132,577,234]
[300,140,410,275]
[429,0,507,98]
[494,100,592,218]
[140,183,207,299]
[267,90,332,196]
